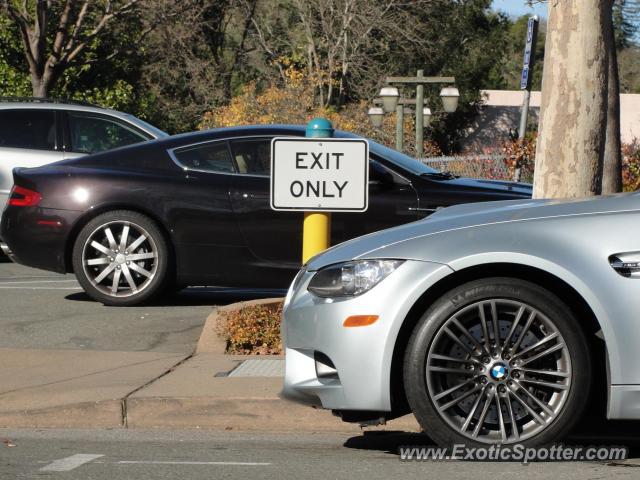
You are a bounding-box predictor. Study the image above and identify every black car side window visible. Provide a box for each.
[172,142,235,174]
[369,159,396,184]
[0,109,56,150]
[229,139,271,175]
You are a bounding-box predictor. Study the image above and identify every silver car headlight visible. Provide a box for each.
[308,259,404,298]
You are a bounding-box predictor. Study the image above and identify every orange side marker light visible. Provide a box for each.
[343,315,379,327]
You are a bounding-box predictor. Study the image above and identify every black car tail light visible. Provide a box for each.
[8,185,42,207]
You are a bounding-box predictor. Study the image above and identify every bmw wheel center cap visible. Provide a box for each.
[490,363,508,381]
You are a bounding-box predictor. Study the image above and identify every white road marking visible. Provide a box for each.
[0,286,81,290]
[0,279,77,284]
[0,275,70,279]
[117,461,272,466]
[40,454,104,472]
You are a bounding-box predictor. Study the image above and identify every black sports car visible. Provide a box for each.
[1,125,531,305]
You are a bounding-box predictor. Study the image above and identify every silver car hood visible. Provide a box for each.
[306,192,640,270]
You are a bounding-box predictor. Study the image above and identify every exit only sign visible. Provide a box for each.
[270,137,369,212]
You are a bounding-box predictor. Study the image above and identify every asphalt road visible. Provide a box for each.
[1,429,638,480]
[3,261,640,479]
[0,261,284,353]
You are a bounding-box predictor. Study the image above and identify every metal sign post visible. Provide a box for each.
[516,15,539,182]
[518,15,540,137]
[270,118,369,264]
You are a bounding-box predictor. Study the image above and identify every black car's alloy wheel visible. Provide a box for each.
[72,211,169,306]
[404,278,591,446]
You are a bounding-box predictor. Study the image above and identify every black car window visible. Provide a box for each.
[230,139,271,175]
[172,142,235,173]
[0,109,56,150]
[68,112,149,154]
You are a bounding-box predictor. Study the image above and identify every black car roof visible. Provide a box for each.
[159,124,360,148]
[48,124,363,169]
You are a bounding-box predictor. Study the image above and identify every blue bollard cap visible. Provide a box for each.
[306,118,334,138]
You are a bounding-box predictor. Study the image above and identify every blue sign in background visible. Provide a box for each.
[520,16,539,90]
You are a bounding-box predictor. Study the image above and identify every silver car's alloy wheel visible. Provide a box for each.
[82,220,158,298]
[426,299,571,444]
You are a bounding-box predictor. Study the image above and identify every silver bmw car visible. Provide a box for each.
[282,192,640,446]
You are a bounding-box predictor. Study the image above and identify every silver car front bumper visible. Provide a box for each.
[281,259,453,412]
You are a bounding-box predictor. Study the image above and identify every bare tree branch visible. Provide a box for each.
[1,0,151,96]
[3,2,38,75]
[62,0,90,57]
[63,0,141,65]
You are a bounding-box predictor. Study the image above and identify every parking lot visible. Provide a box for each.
[0,260,283,353]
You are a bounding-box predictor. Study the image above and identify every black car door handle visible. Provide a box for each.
[408,207,442,213]
[234,192,270,200]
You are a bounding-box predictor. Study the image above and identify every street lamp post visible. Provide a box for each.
[396,103,404,153]
[367,107,384,128]
[415,69,425,157]
[379,87,400,113]
[368,70,459,157]
[373,98,414,152]
[440,87,461,113]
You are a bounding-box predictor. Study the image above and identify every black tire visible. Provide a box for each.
[403,277,591,447]
[72,210,170,306]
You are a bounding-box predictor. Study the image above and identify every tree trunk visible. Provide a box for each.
[31,63,59,98]
[602,3,623,194]
[533,0,610,199]
[32,77,48,98]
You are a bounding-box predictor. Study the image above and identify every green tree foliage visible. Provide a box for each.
[245,0,512,152]
[406,1,512,151]
[2,0,635,152]
[498,15,546,91]
[0,1,203,130]
[0,15,31,96]
[55,13,152,117]
[139,0,255,133]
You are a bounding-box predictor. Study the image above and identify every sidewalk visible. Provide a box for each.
[0,300,420,433]
[0,348,185,428]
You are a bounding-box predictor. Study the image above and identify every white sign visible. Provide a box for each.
[270,137,369,212]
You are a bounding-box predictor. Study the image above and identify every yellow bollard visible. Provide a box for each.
[302,211,331,264]
[301,117,335,264]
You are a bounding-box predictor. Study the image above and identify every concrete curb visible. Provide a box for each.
[125,396,421,433]
[0,400,124,429]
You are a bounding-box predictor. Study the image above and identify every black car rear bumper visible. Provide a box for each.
[1,206,80,273]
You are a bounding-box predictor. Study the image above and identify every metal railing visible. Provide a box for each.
[421,154,532,183]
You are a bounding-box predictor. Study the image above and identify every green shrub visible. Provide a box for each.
[622,139,640,192]
[216,302,283,355]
